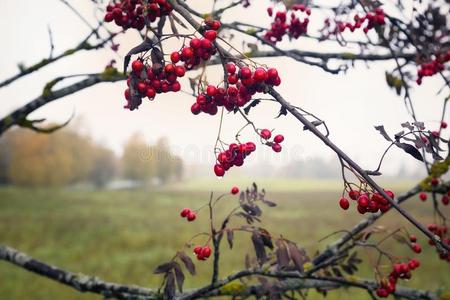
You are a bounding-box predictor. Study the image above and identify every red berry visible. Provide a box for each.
[181,47,194,60]
[187,211,197,221]
[348,190,360,200]
[246,142,256,152]
[226,63,236,74]
[376,288,389,298]
[272,143,282,153]
[442,195,449,205]
[203,30,217,41]
[409,235,417,243]
[227,74,238,84]
[211,20,221,30]
[260,129,272,140]
[201,39,212,49]
[104,13,114,22]
[231,186,239,195]
[206,85,217,96]
[191,103,201,115]
[189,38,201,49]
[239,67,252,79]
[339,197,350,210]
[214,164,225,177]
[267,68,278,79]
[170,52,180,63]
[131,60,144,73]
[419,192,427,201]
[146,88,156,99]
[175,66,185,77]
[165,64,175,73]
[431,178,439,186]
[273,134,284,143]
[358,195,369,207]
[441,121,448,129]
[411,243,422,253]
[193,245,202,254]
[253,68,268,81]
[201,246,212,258]
[180,208,190,217]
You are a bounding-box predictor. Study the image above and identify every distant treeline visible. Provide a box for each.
[0,129,183,187]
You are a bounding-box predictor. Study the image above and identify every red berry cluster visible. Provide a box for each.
[193,245,212,260]
[104,0,173,30]
[338,189,394,214]
[123,59,184,110]
[191,63,281,115]
[171,21,221,72]
[416,51,450,85]
[322,8,385,36]
[214,142,256,177]
[264,5,310,44]
[376,259,420,297]
[260,129,285,152]
[180,208,196,221]
[427,224,450,262]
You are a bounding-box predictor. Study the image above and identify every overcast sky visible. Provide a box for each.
[0,0,448,176]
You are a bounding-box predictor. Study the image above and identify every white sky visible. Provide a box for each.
[0,0,448,176]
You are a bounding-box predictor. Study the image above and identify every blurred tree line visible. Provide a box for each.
[0,128,183,187]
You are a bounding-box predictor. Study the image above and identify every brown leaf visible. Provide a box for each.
[164,271,176,299]
[275,240,290,269]
[154,261,175,274]
[173,263,185,293]
[251,231,267,265]
[178,251,196,275]
[226,229,234,249]
[287,241,305,272]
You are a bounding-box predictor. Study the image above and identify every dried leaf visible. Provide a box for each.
[395,142,424,162]
[374,125,393,142]
[164,271,176,299]
[173,263,185,293]
[226,229,234,249]
[178,251,196,275]
[275,240,290,269]
[251,231,267,265]
[287,241,305,272]
[243,99,261,115]
[154,261,175,274]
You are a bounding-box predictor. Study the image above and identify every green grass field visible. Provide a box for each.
[0,179,449,299]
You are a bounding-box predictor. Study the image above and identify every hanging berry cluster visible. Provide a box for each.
[170,21,221,70]
[427,224,450,262]
[123,21,221,110]
[416,51,450,85]
[264,4,310,44]
[193,245,212,260]
[214,142,256,177]
[191,63,281,115]
[338,189,394,214]
[376,259,420,298]
[260,129,284,152]
[104,0,173,31]
[321,8,385,37]
[123,58,184,110]
[180,208,196,221]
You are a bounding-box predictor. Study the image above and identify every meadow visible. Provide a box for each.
[0,178,449,299]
